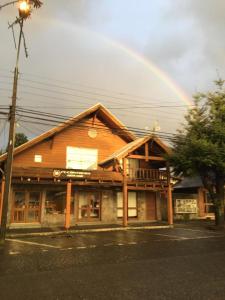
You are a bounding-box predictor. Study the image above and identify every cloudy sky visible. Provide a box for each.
[0,0,224,146]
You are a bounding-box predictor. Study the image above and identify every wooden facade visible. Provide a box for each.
[0,103,173,228]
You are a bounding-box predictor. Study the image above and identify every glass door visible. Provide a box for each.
[27,192,41,222]
[78,191,101,221]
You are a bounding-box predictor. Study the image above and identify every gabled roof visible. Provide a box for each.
[0,103,136,163]
[99,134,171,166]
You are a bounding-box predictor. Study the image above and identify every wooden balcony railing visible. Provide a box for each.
[127,168,168,182]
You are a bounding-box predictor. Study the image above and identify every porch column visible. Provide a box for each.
[65,181,72,230]
[123,157,128,227]
[166,163,173,225]
[0,178,5,224]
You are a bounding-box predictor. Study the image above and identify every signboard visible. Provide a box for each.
[53,169,91,178]
[175,199,197,214]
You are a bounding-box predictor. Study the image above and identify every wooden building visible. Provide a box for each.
[0,103,173,228]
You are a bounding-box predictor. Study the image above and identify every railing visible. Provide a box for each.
[127,168,168,182]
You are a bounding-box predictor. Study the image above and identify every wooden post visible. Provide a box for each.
[145,143,149,162]
[166,163,173,225]
[65,181,72,230]
[198,187,205,217]
[167,184,173,225]
[123,158,128,227]
[0,178,5,224]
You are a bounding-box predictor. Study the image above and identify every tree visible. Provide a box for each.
[14,132,28,148]
[168,79,225,227]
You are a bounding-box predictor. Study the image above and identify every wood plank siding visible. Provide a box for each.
[12,117,128,169]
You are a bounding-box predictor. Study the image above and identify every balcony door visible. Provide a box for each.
[12,190,41,223]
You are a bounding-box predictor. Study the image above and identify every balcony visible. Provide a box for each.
[127,168,168,182]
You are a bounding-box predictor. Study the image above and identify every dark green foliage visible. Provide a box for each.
[168,79,225,226]
[14,132,28,148]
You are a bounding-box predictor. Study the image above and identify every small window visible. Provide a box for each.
[34,155,42,163]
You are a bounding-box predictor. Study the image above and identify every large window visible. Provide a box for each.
[45,190,66,215]
[117,191,137,218]
[66,147,98,170]
[12,190,41,223]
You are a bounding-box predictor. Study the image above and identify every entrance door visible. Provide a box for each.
[146,191,156,220]
[78,191,101,221]
[12,191,41,223]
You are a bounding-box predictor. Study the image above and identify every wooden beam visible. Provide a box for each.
[65,181,72,230]
[127,186,161,191]
[0,179,5,224]
[123,157,128,227]
[145,143,149,161]
[128,154,165,161]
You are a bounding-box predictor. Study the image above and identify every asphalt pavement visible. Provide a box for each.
[1,225,225,300]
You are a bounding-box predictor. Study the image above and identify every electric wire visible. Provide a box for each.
[0,106,179,140]
[0,70,193,106]
[0,87,186,122]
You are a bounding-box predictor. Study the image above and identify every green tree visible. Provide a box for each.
[168,79,225,227]
[14,132,28,148]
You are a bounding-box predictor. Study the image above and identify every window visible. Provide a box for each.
[66,147,98,170]
[204,192,214,214]
[127,159,139,178]
[117,191,137,218]
[45,190,66,215]
[34,155,42,163]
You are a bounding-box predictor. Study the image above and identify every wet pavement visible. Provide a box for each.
[1,226,225,299]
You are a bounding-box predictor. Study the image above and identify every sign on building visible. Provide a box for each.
[175,199,197,214]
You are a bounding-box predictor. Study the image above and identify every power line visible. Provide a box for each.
[15,114,177,143]
[1,106,178,139]
[0,72,191,112]
[0,69,193,106]
[0,79,190,113]
[15,107,176,136]
[0,87,186,122]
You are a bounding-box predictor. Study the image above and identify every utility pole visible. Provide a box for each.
[0,0,43,244]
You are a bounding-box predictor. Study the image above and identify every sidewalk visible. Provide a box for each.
[6,222,172,238]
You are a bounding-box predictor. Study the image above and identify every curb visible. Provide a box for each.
[6,225,173,238]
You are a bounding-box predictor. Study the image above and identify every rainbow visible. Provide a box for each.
[38,18,193,107]
[98,37,193,107]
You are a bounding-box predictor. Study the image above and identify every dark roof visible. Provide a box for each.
[173,176,203,189]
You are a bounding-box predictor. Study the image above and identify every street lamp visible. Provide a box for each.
[18,1,31,18]
[0,0,42,244]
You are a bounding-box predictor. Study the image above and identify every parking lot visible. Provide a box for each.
[1,225,225,300]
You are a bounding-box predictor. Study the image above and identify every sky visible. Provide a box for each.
[0,0,224,147]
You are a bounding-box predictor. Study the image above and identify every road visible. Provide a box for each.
[1,226,225,300]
